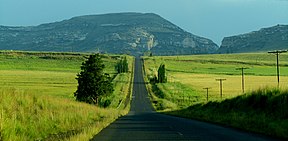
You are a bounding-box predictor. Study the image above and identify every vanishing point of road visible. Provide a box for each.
[91,58,280,141]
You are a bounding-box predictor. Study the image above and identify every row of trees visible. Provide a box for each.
[116,57,129,73]
[150,63,167,84]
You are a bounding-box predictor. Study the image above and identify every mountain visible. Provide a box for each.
[218,25,288,54]
[0,13,218,55]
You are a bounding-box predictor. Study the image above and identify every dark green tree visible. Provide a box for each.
[157,64,167,83]
[116,59,122,73]
[74,54,114,105]
[123,57,128,72]
[116,57,129,73]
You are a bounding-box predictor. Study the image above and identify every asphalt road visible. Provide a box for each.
[91,58,280,141]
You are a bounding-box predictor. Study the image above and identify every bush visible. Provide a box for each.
[99,98,112,108]
[152,84,165,98]
[149,75,158,84]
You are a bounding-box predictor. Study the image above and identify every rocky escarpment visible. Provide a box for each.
[218,25,288,53]
[0,13,218,55]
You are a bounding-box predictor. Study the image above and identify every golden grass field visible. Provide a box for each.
[172,72,288,100]
[143,53,288,139]
[143,53,288,104]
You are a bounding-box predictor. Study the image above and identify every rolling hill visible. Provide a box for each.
[0,13,219,55]
[218,24,288,53]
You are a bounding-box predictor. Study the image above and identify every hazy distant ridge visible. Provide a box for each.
[0,13,219,55]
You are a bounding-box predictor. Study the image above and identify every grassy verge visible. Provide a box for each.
[147,82,203,111]
[0,51,134,140]
[0,88,122,141]
[165,87,288,139]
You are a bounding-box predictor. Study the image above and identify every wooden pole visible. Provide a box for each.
[216,79,226,100]
[236,67,249,93]
[203,87,211,102]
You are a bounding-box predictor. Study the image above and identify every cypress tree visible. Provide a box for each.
[123,57,128,73]
[158,64,167,83]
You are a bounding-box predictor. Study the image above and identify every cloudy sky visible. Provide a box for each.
[0,0,287,45]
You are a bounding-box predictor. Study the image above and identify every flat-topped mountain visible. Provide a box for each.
[0,13,219,55]
[218,24,288,53]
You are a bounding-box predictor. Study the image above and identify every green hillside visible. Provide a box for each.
[218,25,288,53]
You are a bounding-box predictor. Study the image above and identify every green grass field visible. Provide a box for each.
[0,51,133,140]
[143,53,288,108]
[143,53,288,139]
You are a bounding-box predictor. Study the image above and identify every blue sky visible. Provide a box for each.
[0,0,287,45]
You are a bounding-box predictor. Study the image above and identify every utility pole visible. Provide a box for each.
[216,79,226,100]
[203,87,211,102]
[268,50,287,87]
[236,67,249,93]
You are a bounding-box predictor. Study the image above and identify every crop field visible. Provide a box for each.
[0,51,133,140]
[143,53,288,108]
[143,53,288,139]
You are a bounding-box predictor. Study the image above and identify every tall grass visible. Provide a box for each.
[166,87,288,139]
[0,51,134,140]
[151,82,204,110]
[0,88,121,141]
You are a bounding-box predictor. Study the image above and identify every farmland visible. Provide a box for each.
[0,51,133,140]
[143,53,288,139]
[143,53,288,108]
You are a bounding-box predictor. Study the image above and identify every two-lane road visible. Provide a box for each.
[91,58,280,141]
